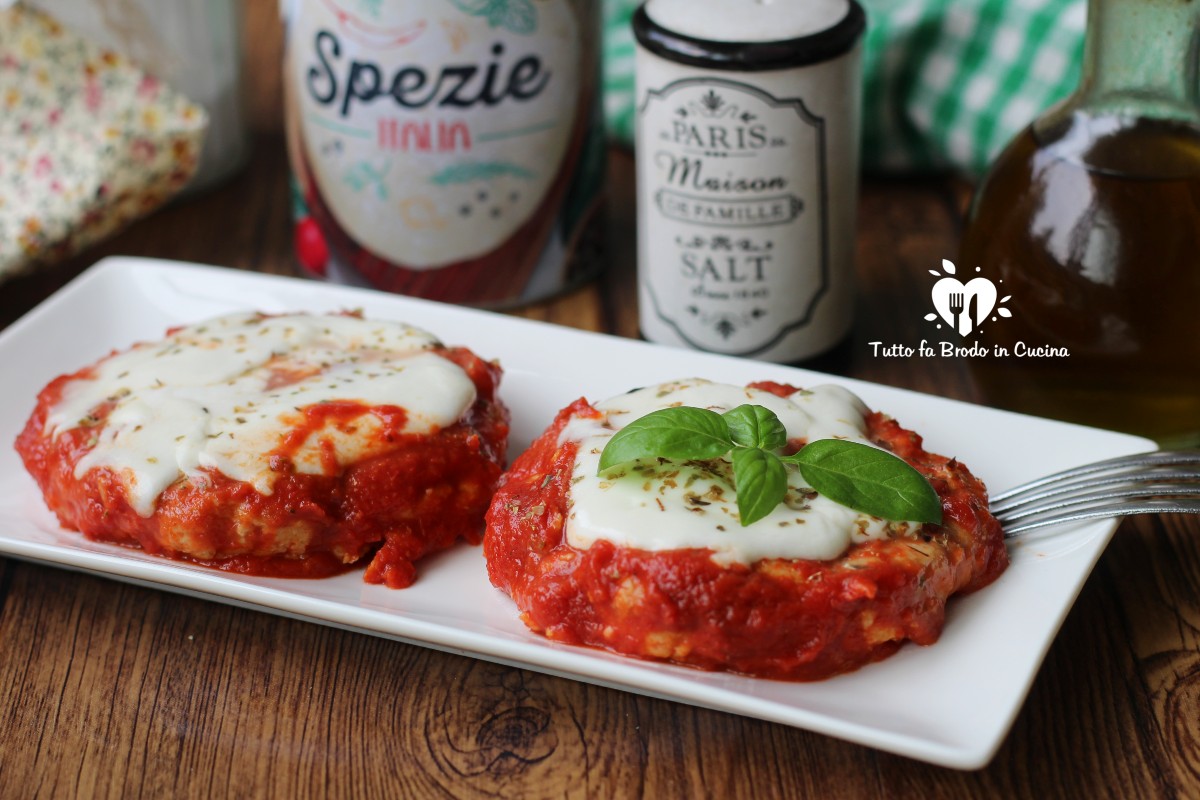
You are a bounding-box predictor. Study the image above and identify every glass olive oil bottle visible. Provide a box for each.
[960,0,1200,447]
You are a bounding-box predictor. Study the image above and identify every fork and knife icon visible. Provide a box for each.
[931,276,1000,336]
[949,292,970,337]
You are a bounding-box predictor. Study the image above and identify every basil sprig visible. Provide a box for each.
[597,404,943,527]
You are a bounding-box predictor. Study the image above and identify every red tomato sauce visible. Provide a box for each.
[484,386,1007,681]
[16,346,509,589]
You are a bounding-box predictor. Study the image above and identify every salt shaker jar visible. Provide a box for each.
[634,0,865,362]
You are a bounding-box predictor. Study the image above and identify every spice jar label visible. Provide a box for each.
[638,75,834,356]
[288,0,579,269]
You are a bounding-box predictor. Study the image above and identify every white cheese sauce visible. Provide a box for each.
[45,312,477,517]
[560,379,908,565]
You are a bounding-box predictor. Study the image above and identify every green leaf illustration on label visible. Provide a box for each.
[343,161,391,198]
[450,0,538,34]
[429,161,536,185]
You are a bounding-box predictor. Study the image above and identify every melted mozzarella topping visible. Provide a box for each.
[561,379,906,565]
[45,312,477,516]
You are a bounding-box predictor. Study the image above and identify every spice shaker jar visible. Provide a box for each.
[634,0,865,362]
[283,0,605,308]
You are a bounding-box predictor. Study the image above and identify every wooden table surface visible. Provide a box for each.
[3,5,1199,798]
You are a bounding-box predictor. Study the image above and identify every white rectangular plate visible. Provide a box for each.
[0,257,1151,769]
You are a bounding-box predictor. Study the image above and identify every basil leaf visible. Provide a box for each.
[723,404,787,451]
[785,439,943,524]
[597,407,733,472]
[731,446,789,527]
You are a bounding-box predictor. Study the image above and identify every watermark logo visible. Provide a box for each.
[867,258,1069,360]
[923,260,1011,337]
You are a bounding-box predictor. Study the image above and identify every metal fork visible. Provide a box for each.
[990,450,1200,536]
[948,292,965,335]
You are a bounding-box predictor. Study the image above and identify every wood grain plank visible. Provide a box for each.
[600,149,641,341]
[244,0,285,136]
[1106,515,1200,794]
[508,284,606,333]
[1,0,1198,794]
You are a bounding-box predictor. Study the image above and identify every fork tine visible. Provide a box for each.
[1002,499,1200,536]
[989,468,1200,513]
[995,485,1200,523]
[990,451,1200,504]
[993,450,1200,537]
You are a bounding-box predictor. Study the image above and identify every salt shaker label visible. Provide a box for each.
[639,77,828,354]
[634,1,864,362]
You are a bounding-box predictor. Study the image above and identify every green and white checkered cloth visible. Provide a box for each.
[603,0,1085,175]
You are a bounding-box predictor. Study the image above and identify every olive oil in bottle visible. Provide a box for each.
[960,0,1200,447]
